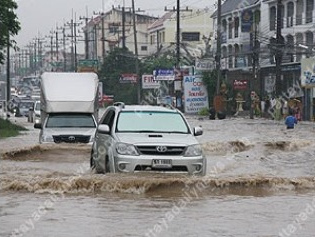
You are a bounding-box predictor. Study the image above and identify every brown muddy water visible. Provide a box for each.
[1,117,315,237]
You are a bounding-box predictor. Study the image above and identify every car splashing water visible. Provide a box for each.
[1,117,315,237]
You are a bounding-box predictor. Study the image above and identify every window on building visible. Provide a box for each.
[141,46,148,51]
[286,35,294,62]
[280,5,284,28]
[234,17,239,38]
[270,7,276,30]
[234,44,240,68]
[150,35,155,45]
[222,46,227,69]
[222,19,227,34]
[182,32,200,41]
[109,24,119,34]
[287,2,294,27]
[296,0,303,25]
[306,0,314,23]
[228,18,233,39]
[296,33,303,62]
[228,45,233,68]
[306,31,314,57]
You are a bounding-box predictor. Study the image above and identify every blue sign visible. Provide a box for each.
[153,69,175,81]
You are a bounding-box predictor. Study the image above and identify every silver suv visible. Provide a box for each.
[91,103,206,175]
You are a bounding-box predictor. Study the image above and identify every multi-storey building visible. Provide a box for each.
[212,0,314,108]
[148,7,213,64]
[84,8,158,61]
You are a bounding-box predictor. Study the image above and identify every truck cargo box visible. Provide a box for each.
[40,72,99,114]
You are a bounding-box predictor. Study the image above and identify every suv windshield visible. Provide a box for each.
[116,111,189,133]
[46,113,96,128]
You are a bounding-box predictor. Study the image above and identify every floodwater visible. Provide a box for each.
[1,116,315,237]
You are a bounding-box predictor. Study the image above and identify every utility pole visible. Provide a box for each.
[131,0,141,104]
[62,27,67,71]
[215,0,222,95]
[250,18,259,119]
[165,1,191,67]
[79,15,91,60]
[275,0,283,96]
[165,1,191,109]
[122,5,126,49]
[66,15,80,72]
[101,13,106,60]
[6,33,10,104]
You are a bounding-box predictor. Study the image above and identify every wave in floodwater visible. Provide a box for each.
[1,174,315,196]
[1,142,315,197]
[201,139,312,155]
[1,144,91,162]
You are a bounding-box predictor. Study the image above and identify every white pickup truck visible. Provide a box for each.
[34,72,99,144]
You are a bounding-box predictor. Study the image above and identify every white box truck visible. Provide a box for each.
[35,72,99,144]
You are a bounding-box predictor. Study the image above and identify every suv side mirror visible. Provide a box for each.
[194,126,203,136]
[98,124,110,134]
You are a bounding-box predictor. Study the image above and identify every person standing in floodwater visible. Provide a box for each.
[285,110,298,129]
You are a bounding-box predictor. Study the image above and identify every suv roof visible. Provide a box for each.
[112,103,177,113]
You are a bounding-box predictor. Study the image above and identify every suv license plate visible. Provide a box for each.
[152,159,172,169]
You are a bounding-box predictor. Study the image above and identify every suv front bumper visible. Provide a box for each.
[114,155,206,175]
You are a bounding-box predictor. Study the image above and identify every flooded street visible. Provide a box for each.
[1,116,315,237]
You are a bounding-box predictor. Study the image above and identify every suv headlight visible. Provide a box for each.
[184,144,203,157]
[116,143,139,156]
[41,135,54,143]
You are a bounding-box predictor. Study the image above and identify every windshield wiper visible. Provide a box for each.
[138,130,159,133]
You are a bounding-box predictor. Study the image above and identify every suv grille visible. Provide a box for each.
[136,146,186,156]
[53,135,90,144]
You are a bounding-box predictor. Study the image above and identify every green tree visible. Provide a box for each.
[0,0,20,64]
[141,53,176,74]
[202,70,217,107]
[98,48,139,104]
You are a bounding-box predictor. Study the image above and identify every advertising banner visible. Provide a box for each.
[183,76,209,114]
[153,69,175,81]
[142,75,160,89]
[195,59,215,71]
[233,80,248,90]
[264,74,276,93]
[301,58,315,87]
[78,59,99,72]
[119,74,138,84]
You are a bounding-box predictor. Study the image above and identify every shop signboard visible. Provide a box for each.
[142,75,160,89]
[153,69,175,81]
[195,59,215,71]
[78,59,99,72]
[119,74,138,84]
[301,58,315,87]
[264,74,276,93]
[233,79,248,90]
[183,76,209,114]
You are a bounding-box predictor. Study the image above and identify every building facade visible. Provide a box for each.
[84,8,158,61]
[148,7,214,64]
[212,0,315,118]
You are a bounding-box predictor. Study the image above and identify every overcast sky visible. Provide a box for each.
[14,0,214,50]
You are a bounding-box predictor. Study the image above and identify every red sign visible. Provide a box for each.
[233,80,248,90]
[120,74,138,84]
